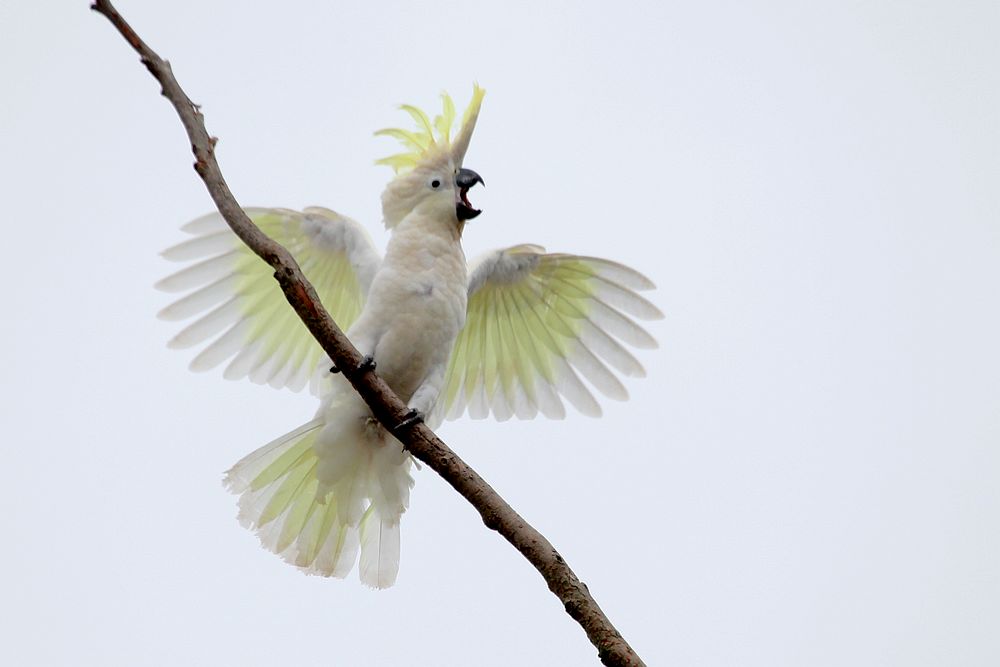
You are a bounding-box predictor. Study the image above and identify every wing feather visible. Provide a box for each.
[551,255,657,291]
[441,246,660,420]
[157,275,240,322]
[159,208,380,393]
[510,278,601,417]
[190,318,254,371]
[166,297,242,349]
[587,298,659,349]
[588,276,664,320]
[497,287,538,419]
[161,230,235,262]
[155,251,239,292]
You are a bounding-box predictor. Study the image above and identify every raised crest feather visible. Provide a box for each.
[375,84,485,173]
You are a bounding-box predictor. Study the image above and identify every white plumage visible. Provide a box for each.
[159,86,661,587]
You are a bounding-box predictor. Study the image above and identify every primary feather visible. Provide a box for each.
[158,207,379,393]
[160,86,659,587]
[437,246,662,423]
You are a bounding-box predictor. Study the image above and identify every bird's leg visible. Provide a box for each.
[389,369,442,447]
[407,367,444,416]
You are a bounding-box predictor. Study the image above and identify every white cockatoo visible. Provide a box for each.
[158,86,662,588]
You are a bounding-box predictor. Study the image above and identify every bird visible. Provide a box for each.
[157,86,662,588]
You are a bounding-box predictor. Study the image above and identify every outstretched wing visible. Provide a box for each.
[439,245,662,421]
[157,206,380,393]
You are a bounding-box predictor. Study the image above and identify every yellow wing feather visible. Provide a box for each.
[158,207,380,394]
[440,246,662,421]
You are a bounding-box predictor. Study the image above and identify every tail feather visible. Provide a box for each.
[224,401,414,586]
[294,501,357,576]
[359,507,401,589]
[371,436,412,517]
[225,419,321,490]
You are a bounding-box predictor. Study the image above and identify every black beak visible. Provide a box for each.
[456,167,484,221]
[456,167,484,189]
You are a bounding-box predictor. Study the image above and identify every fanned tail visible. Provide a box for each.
[224,394,414,588]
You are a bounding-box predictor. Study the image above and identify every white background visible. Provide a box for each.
[2,1,998,665]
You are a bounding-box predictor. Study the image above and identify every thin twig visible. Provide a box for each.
[91,2,645,665]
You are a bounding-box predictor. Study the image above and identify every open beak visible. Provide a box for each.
[455,167,484,221]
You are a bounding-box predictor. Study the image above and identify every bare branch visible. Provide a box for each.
[91,2,645,665]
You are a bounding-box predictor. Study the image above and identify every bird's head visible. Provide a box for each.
[376,85,485,229]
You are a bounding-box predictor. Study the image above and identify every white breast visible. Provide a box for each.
[349,215,468,402]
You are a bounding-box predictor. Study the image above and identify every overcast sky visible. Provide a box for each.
[2,1,998,665]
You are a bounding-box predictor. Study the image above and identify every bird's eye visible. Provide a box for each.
[430,179,441,189]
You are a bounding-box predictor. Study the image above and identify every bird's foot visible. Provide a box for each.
[331,355,376,374]
[392,408,424,434]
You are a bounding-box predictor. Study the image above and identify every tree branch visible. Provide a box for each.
[92,2,645,665]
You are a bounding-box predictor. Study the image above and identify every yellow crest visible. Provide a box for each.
[375,84,485,173]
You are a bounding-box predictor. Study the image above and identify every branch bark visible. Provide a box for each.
[92,2,645,665]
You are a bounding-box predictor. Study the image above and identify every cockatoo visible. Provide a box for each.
[157,86,662,588]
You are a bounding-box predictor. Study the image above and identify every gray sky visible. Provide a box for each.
[2,1,998,665]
